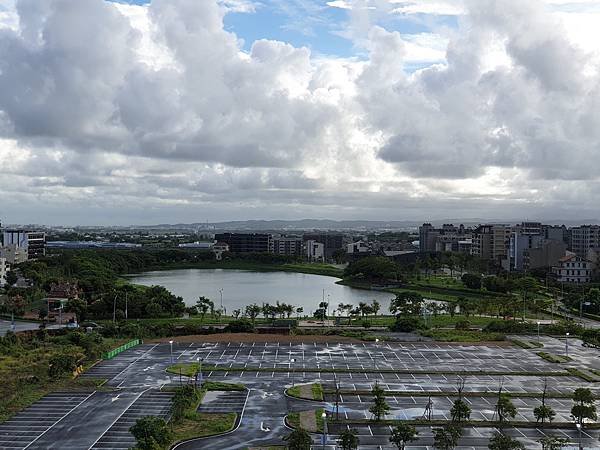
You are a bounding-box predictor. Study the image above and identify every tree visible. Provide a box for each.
[245,303,261,324]
[488,432,524,450]
[389,423,418,450]
[67,298,88,323]
[533,405,555,424]
[433,425,462,450]
[284,428,312,450]
[450,399,471,423]
[371,299,381,316]
[461,273,481,290]
[390,292,423,316]
[534,378,555,424]
[232,309,241,319]
[344,256,400,281]
[517,277,538,321]
[196,296,213,323]
[571,387,597,425]
[339,428,359,450]
[538,436,569,450]
[1,294,26,317]
[129,416,172,450]
[495,394,517,424]
[369,382,390,421]
[296,307,304,318]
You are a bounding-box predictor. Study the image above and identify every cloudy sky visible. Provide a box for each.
[1,0,600,225]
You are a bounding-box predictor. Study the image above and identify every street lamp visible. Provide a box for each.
[373,338,380,369]
[576,422,582,450]
[565,333,569,357]
[321,411,327,449]
[169,340,174,364]
[196,356,203,387]
[290,358,296,387]
[537,321,541,343]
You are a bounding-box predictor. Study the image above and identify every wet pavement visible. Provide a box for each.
[1,336,599,449]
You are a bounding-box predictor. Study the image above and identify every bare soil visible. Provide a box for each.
[146,333,362,344]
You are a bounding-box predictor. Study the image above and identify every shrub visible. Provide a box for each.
[224,319,255,333]
[455,320,471,330]
[390,316,426,332]
[48,352,79,379]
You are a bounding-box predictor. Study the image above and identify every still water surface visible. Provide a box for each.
[128,269,394,313]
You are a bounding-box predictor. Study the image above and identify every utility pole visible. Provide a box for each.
[125,292,128,320]
[112,293,117,323]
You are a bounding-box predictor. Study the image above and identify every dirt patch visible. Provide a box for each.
[146,333,362,344]
[299,410,317,432]
[299,384,314,400]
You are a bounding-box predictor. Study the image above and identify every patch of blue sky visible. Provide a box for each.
[224,2,356,57]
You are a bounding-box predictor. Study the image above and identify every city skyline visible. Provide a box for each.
[1,0,600,225]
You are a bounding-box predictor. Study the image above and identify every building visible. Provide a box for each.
[418,223,470,253]
[302,233,343,259]
[214,233,273,253]
[2,229,46,259]
[177,242,213,249]
[306,240,325,262]
[0,244,28,265]
[212,242,229,261]
[509,222,544,271]
[347,240,370,255]
[552,253,593,284]
[471,224,511,264]
[570,225,600,257]
[272,236,303,256]
[0,257,8,287]
[523,239,568,271]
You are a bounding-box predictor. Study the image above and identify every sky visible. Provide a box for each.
[1,0,600,226]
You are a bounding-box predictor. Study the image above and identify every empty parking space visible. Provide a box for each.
[0,391,93,449]
[90,390,173,450]
[197,390,248,415]
[81,344,158,385]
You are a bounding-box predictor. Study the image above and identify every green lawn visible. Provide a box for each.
[172,412,236,442]
[419,329,505,342]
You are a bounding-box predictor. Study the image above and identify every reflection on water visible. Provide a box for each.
[128,269,394,313]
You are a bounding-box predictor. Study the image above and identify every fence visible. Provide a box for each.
[102,339,142,360]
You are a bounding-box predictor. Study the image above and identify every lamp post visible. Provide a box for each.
[290,358,296,387]
[219,288,223,314]
[565,333,569,358]
[537,321,541,343]
[576,422,582,450]
[321,411,327,449]
[373,338,379,369]
[169,340,174,364]
[196,356,203,387]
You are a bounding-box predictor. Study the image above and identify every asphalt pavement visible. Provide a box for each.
[2,337,600,449]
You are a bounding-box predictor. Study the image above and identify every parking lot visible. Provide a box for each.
[90,389,173,450]
[1,338,598,449]
[0,391,93,449]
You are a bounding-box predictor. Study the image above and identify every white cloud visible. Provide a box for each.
[1,0,600,225]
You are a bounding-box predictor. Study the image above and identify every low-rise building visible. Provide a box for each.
[552,253,593,284]
[347,240,370,255]
[214,233,273,253]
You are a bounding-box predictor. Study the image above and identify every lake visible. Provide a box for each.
[127,269,394,314]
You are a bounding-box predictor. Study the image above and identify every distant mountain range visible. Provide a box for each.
[126,218,600,231]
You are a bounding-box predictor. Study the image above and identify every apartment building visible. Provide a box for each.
[2,229,46,259]
[306,240,324,262]
[0,244,28,265]
[272,236,303,256]
[0,257,8,287]
[570,225,600,257]
[214,233,273,253]
[471,224,511,264]
[303,233,343,259]
[552,253,593,284]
